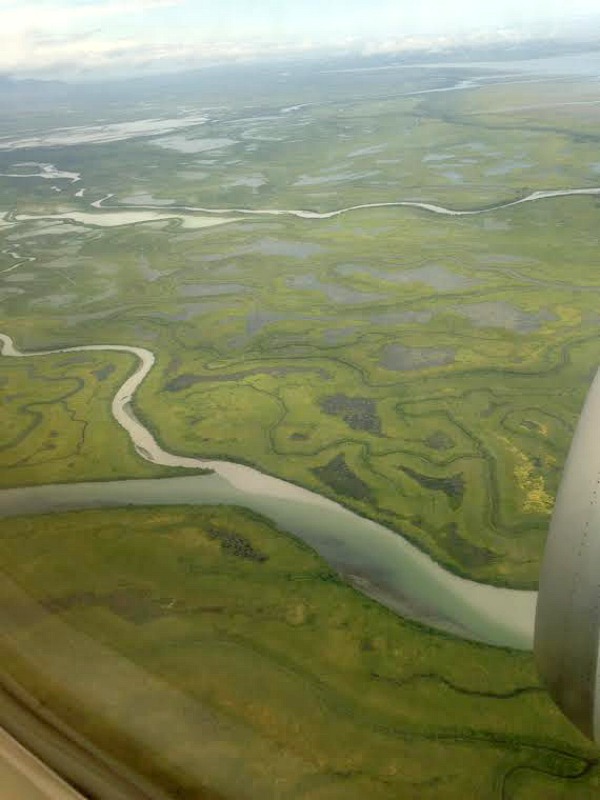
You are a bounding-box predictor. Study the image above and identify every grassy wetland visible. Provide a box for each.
[2,505,599,799]
[1,53,600,797]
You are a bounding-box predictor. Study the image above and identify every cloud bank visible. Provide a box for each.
[1,0,598,81]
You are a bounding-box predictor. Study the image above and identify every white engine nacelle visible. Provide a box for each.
[535,369,600,741]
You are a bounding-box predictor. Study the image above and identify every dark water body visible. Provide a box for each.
[164,365,331,392]
[320,393,382,435]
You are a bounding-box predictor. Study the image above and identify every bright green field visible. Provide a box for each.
[1,505,598,799]
[0,351,207,487]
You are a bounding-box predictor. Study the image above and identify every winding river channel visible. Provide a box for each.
[0,332,537,650]
[2,186,598,238]
[91,186,600,221]
[7,184,595,650]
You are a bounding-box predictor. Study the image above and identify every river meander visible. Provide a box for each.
[8,178,595,652]
[2,187,599,232]
[0,333,536,650]
[90,186,600,220]
[6,184,598,651]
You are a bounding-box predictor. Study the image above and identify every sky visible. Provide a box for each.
[1,0,599,80]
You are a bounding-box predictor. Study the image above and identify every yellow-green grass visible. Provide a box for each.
[435,78,600,144]
[1,505,598,799]
[0,351,204,488]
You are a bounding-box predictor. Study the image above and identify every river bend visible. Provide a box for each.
[0,333,537,650]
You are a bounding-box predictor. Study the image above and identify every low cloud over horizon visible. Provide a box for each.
[1,0,599,81]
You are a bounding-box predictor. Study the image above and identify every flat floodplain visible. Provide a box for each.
[1,56,600,797]
[2,505,598,799]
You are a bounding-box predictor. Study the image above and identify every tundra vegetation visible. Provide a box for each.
[1,59,599,797]
[2,506,599,799]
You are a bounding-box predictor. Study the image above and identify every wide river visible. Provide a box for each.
[0,332,536,650]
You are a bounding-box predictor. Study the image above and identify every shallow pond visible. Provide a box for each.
[0,115,209,149]
[293,171,378,186]
[246,310,328,336]
[484,160,534,177]
[380,343,455,371]
[247,238,326,258]
[323,326,360,343]
[153,136,237,153]
[370,310,434,325]
[453,302,556,333]
[227,176,267,189]
[178,283,249,298]
[347,145,387,158]
[337,263,476,291]
[288,274,385,304]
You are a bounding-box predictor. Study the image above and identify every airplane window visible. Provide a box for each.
[1,1,599,797]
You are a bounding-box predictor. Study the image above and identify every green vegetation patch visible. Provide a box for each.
[1,505,598,799]
[0,350,208,488]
